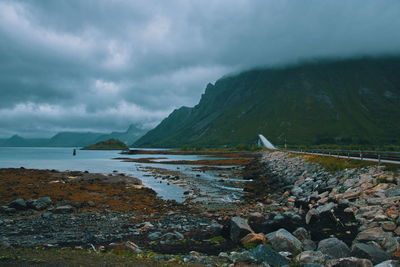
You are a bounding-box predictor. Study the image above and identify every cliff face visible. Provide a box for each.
[134,57,400,147]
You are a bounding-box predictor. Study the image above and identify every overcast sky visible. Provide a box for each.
[1,0,400,138]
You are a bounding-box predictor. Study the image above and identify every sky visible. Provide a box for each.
[1,0,400,138]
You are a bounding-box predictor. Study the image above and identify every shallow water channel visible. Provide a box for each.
[0,147,247,203]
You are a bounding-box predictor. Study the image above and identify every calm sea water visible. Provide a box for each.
[0,147,189,201]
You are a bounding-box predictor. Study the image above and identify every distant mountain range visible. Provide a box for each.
[0,124,146,147]
[134,56,400,148]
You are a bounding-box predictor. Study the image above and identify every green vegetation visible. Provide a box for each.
[134,56,400,148]
[298,153,400,173]
[287,144,400,152]
[242,242,258,250]
[300,154,378,172]
[207,235,226,243]
[82,138,128,150]
[179,144,264,152]
[0,247,189,266]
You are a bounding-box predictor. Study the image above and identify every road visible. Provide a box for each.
[286,150,400,165]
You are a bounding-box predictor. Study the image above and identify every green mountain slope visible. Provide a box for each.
[134,56,400,147]
[82,139,128,150]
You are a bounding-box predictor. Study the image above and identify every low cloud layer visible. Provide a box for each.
[1,0,400,137]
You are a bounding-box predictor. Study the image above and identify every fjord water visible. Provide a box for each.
[0,147,187,201]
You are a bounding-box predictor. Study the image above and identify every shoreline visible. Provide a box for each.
[1,150,400,266]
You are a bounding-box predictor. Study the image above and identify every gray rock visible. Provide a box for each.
[230,216,253,242]
[71,202,82,208]
[37,197,52,208]
[228,250,255,263]
[250,244,289,266]
[148,232,161,240]
[87,200,96,207]
[295,250,327,264]
[304,239,317,251]
[374,260,400,267]
[318,238,351,259]
[344,178,358,188]
[316,202,336,213]
[302,264,325,267]
[292,187,304,196]
[356,228,386,242]
[161,232,184,241]
[0,241,11,249]
[27,197,52,210]
[0,205,16,214]
[326,257,373,267]
[9,198,27,210]
[293,227,311,242]
[306,209,319,224]
[53,205,75,214]
[273,213,285,221]
[381,236,400,254]
[266,228,303,254]
[42,212,52,218]
[385,188,400,197]
[351,243,390,265]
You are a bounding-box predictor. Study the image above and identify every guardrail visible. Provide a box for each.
[287,149,400,163]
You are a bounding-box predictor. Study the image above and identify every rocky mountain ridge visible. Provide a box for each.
[135,56,400,148]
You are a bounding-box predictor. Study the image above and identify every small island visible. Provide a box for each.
[81,138,129,150]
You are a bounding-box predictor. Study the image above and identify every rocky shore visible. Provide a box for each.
[1,150,399,266]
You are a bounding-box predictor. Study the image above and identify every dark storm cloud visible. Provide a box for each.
[0,0,400,137]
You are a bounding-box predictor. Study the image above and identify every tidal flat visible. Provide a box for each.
[1,149,400,266]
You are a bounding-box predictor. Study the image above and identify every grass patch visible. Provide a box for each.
[242,243,258,250]
[0,248,189,266]
[301,154,378,172]
[0,254,13,260]
[207,235,226,243]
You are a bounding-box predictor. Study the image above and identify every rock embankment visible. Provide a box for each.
[235,151,400,266]
[1,151,399,266]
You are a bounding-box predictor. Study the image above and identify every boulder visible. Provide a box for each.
[316,202,336,213]
[304,239,317,251]
[295,250,327,264]
[325,257,373,267]
[317,238,351,259]
[230,216,253,242]
[382,222,397,231]
[250,244,289,266]
[306,209,319,224]
[374,260,400,267]
[148,232,161,240]
[36,197,51,209]
[125,241,142,254]
[381,236,400,254]
[227,251,255,263]
[385,188,400,197]
[356,228,386,242]
[0,206,16,214]
[53,205,75,214]
[266,228,303,254]
[351,243,390,265]
[9,198,27,210]
[27,197,52,210]
[293,227,311,242]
